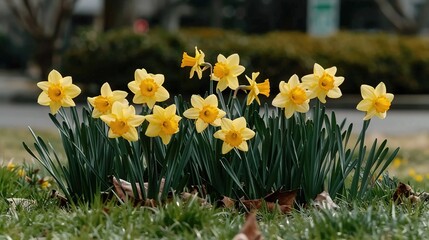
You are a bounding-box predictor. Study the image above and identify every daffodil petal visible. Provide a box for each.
[216,79,228,91]
[375,82,387,96]
[327,87,342,98]
[183,108,200,119]
[314,63,324,77]
[233,117,247,130]
[222,143,233,154]
[195,119,208,133]
[190,95,204,109]
[128,115,145,126]
[356,99,373,111]
[123,128,139,142]
[213,129,225,140]
[37,81,50,91]
[241,128,255,140]
[128,81,140,94]
[237,141,248,152]
[100,83,112,96]
[205,94,218,106]
[37,92,51,105]
[272,94,287,108]
[61,76,72,86]
[48,70,62,84]
[160,134,172,145]
[155,86,170,102]
[145,124,160,137]
[325,66,337,76]
[360,85,375,99]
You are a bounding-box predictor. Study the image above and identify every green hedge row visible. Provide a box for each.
[62,28,429,95]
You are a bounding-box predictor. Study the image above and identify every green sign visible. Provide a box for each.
[307,0,339,36]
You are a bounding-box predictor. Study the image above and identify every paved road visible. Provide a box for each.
[0,103,428,136]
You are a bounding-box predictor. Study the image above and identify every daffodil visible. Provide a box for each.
[301,63,344,103]
[39,177,51,190]
[243,72,270,105]
[213,117,255,154]
[37,70,81,114]
[17,168,26,177]
[356,82,394,120]
[100,102,145,142]
[6,161,15,171]
[145,104,182,144]
[181,46,205,79]
[272,74,310,118]
[212,53,245,91]
[183,94,226,133]
[128,68,169,109]
[87,82,128,118]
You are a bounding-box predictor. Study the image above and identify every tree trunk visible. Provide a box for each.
[33,37,55,79]
[103,0,135,31]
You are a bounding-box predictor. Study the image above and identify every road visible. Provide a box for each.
[0,103,428,136]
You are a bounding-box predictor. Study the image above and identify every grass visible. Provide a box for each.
[1,127,429,239]
[0,128,63,165]
[1,175,429,239]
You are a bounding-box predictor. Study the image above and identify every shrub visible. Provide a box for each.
[63,28,429,96]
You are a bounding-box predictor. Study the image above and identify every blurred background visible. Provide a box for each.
[1,0,429,183]
[2,0,429,98]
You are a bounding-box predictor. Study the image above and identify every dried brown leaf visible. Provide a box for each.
[181,192,210,206]
[393,182,414,203]
[313,191,339,210]
[50,189,68,208]
[233,212,263,240]
[218,196,236,209]
[112,177,143,201]
[264,189,297,206]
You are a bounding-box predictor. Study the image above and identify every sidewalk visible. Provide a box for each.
[0,70,38,103]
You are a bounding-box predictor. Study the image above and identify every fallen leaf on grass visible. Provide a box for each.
[112,177,143,201]
[393,182,415,204]
[50,189,68,208]
[239,189,297,213]
[233,212,263,240]
[392,182,429,204]
[181,192,210,206]
[312,191,339,210]
[218,196,236,209]
[6,198,36,211]
[111,176,166,204]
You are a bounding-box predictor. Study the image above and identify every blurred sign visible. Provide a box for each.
[307,0,339,36]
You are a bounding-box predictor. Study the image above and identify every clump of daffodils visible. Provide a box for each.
[32,46,398,205]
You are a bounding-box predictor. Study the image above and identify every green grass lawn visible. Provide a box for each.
[1,183,429,239]
[1,128,429,239]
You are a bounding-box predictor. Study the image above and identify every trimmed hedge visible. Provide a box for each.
[62,28,429,95]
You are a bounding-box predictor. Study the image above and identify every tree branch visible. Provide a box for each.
[374,0,415,32]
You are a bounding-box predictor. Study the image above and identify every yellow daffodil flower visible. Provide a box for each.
[272,74,310,118]
[37,70,81,114]
[128,68,169,109]
[243,72,270,105]
[301,63,344,103]
[87,82,128,118]
[39,177,51,190]
[17,168,26,177]
[356,82,394,120]
[212,53,245,91]
[213,117,255,154]
[181,46,205,79]
[100,102,145,142]
[183,94,226,133]
[6,161,15,171]
[145,104,182,144]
